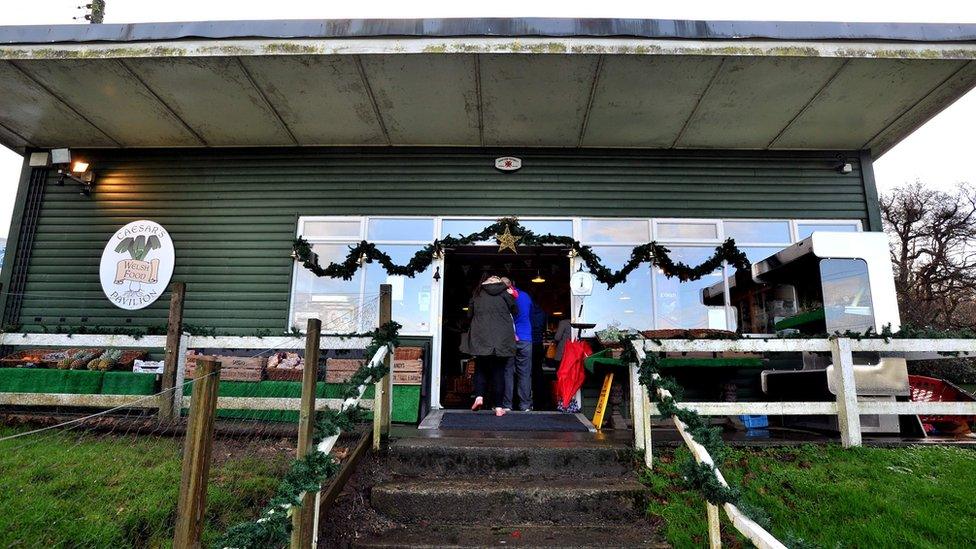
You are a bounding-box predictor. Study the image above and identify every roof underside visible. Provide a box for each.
[0,18,974,156]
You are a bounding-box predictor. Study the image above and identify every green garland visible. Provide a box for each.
[622,339,755,509]
[293,217,750,288]
[218,321,401,549]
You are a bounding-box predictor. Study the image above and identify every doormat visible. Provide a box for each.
[437,411,589,432]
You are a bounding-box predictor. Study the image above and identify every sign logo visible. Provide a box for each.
[494,157,522,172]
[99,220,174,310]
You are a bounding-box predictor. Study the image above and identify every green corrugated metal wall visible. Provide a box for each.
[10,148,870,334]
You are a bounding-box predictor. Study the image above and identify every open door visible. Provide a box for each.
[438,246,570,410]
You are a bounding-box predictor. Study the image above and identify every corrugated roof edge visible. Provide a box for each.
[1,17,976,45]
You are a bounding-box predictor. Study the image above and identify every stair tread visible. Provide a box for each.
[353,524,668,548]
[374,477,644,494]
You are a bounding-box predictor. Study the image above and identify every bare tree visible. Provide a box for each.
[881,181,976,329]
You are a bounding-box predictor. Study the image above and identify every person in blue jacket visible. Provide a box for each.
[501,277,533,411]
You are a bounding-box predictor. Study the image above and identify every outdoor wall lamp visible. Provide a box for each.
[50,148,96,196]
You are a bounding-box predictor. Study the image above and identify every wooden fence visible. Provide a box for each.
[628,336,976,549]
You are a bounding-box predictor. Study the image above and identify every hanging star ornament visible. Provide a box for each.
[494,224,522,253]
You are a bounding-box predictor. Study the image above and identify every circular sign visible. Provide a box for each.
[99,220,175,310]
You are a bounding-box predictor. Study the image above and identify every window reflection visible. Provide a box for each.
[440,219,494,238]
[580,219,648,243]
[290,243,364,333]
[657,222,718,240]
[363,245,432,334]
[521,219,573,237]
[820,258,875,333]
[724,221,790,244]
[583,246,652,331]
[654,247,727,330]
[796,223,858,240]
[367,218,434,241]
[302,220,361,239]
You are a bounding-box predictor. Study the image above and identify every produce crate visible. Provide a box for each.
[0,349,60,368]
[394,359,423,373]
[394,347,424,360]
[392,371,422,385]
[266,367,304,381]
[185,354,265,382]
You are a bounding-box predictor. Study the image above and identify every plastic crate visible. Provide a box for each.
[740,414,769,429]
[909,375,976,423]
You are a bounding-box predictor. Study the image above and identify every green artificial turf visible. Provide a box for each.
[642,444,976,548]
[0,426,291,548]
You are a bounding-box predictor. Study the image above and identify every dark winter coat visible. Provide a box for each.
[465,282,518,357]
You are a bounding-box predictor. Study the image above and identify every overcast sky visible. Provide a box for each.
[1,1,974,238]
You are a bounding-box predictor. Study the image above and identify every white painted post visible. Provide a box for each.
[631,362,645,452]
[642,386,653,469]
[171,333,189,418]
[830,337,861,448]
[707,502,722,549]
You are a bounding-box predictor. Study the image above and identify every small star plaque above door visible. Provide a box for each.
[494,224,522,253]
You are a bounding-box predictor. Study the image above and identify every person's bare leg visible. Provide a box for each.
[471,396,483,411]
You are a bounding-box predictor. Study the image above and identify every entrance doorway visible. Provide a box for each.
[439,246,571,410]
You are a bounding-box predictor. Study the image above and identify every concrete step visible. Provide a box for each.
[387,436,634,479]
[370,478,647,525]
[353,524,668,548]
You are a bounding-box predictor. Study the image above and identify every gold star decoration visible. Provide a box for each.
[494,224,522,254]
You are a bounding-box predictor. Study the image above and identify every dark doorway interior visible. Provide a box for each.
[439,246,571,410]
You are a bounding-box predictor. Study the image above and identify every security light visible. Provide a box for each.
[49,148,96,196]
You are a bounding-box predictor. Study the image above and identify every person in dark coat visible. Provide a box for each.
[465,275,518,416]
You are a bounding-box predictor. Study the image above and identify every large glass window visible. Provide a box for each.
[654,247,727,330]
[656,222,718,240]
[582,246,652,331]
[363,245,433,334]
[580,219,649,243]
[367,218,434,241]
[724,220,791,244]
[290,243,365,333]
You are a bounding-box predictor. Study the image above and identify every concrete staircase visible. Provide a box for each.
[353,432,666,548]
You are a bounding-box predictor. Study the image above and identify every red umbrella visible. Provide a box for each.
[555,339,592,409]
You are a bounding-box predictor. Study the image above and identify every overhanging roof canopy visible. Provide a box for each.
[0,17,974,156]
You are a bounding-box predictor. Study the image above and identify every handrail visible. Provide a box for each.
[631,339,787,549]
[232,342,391,549]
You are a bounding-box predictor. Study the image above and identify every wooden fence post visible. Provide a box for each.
[830,337,862,448]
[373,284,393,450]
[379,284,393,437]
[173,357,220,549]
[160,282,186,421]
[291,318,321,549]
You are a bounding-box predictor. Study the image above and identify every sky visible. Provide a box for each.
[1,1,974,238]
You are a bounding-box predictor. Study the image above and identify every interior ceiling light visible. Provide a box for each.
[552,311,563,316]
[531,269,546,283]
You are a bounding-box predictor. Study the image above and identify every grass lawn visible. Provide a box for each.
[642,444,976,548]
[0,426,292,548]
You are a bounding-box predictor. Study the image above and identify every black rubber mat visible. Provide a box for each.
[437,411,589,432]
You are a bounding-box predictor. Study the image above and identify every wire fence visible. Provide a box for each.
[0,290,386,548]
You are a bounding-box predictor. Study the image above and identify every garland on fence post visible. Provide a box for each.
[292,217,750,288]
[218,321,401,549]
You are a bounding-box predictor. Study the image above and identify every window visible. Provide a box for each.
[440,218,494,239]
[580,219,649,243]
[820,258,875,333]
[796,222,860,240]
[656,221,719,240]
[367,218,434,242]
[654,247,727,330]
[292,216,436,335]
[582,246,652,331]
[724,220,791,244]
[290,243,365,333]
